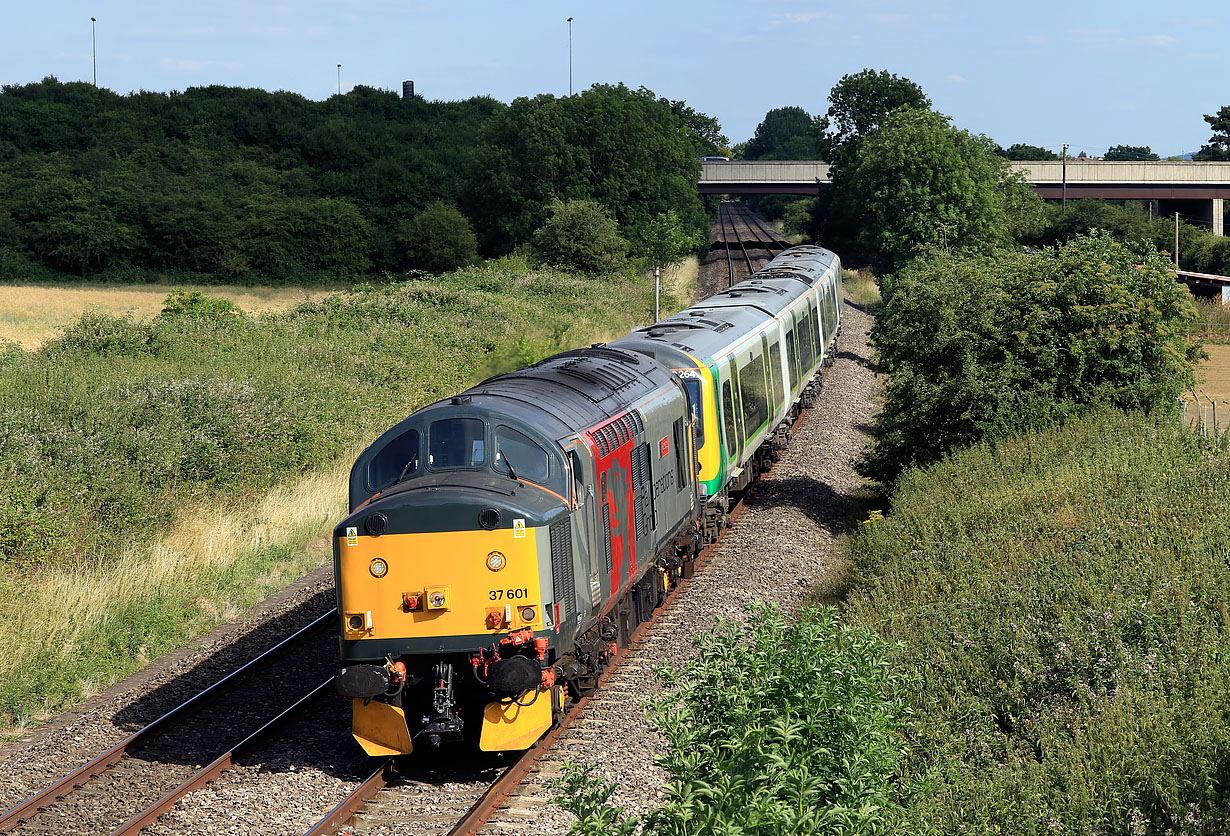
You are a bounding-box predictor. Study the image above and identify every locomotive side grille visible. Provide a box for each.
[550,518,574,620]
[602,503,613,573]
[631,443,652,539]
[591,430,610,457]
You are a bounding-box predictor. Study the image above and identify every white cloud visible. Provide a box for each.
[872,13,907,25]
[947,74,967,83]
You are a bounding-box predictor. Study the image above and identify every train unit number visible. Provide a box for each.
[489,588,529,600]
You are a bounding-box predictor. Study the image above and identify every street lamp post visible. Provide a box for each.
[567,17,573,95]
[91,17,97,86]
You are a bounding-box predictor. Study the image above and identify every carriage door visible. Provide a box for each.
[723,357,745,466]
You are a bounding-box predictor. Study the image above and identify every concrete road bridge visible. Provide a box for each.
[698,160,1230,235]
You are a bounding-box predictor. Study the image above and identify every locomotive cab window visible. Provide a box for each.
[368,428,420,491]
[682,378,705,449]
[428,418,485,469]
[495,426,549,483]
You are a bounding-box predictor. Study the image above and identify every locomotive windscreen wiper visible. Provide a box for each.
[393,457,418,485]
[499,455,518,481]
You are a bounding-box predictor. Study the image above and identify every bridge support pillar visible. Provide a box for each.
[1160,199,1224,236]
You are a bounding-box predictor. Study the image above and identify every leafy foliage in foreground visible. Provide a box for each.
[553,604,909,835]
[862,231,1200,484]
[845,410,1230,835]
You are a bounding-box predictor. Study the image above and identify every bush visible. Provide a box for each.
[397,203,479,273]
[532,199,628,273]
[159,290,244,320]
[862,231,1201,484]
[554,603,910,835]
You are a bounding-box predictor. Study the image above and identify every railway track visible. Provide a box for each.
[0,612,341,836]
[716,201,790,286]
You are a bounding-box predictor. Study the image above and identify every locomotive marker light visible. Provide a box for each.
[369,558,388,578]
[486,551,507,571]
[426,587,450,610]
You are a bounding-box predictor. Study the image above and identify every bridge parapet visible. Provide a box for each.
[699,160,1230,233]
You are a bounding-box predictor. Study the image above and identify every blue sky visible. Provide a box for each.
[2,1,1225,158]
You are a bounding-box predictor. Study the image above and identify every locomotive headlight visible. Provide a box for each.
[429,591,446,608]
[486,551,506,572]
[521,606,536,622]
[369,558,388,578]
[348,614,363,631]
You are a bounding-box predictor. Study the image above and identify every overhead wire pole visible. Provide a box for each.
[337,64,341,96]
[91,17,97,86]
[1061,143,1068,215]
[567,17,573,95]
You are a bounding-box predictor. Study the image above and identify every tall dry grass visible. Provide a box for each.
[0,284,334,349]
[0,456,350,732]
[843,267,881,307]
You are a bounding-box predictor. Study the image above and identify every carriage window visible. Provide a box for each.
[722,379,740,452]
[368,429,420,491]
[428,418,485,469]
[495,426,549,483]
[768,340,783,411]
[682,378,705,449]
[738,353,769,434]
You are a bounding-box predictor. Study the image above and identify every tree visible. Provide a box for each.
[1193,105,1230,161]
[532,199,627,273]
[999,143,1059,161]
[837,109,1034,272]
[638,210,702,272]
[744,107,818,160]
[397,203,478,273]
[817,69,931,171]
[1104,145,1160,161]
[861,232,1200,484]
[471,84,711,255]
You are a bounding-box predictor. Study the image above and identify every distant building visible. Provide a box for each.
[402,80,415,100]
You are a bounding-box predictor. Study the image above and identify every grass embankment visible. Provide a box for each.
[0,260,685,731]
[0,284,336,349]
[842,410,1230,834]
[843,267,881,307]
[1192,298,1230,346]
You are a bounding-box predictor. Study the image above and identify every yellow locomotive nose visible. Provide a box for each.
[337,528,544,644]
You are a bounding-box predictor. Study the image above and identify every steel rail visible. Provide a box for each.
[0,609,336,832]
[304,759,394,836]
[106,679,334,836]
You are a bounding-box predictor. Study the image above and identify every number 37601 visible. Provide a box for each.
[489,588,529,600]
